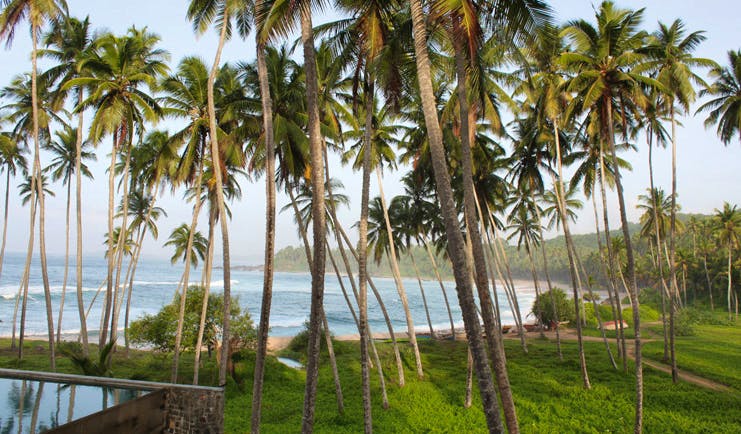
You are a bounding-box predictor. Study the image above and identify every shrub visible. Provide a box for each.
[623,305,660,327]
[129,285,256,353]
[286,321,331,361]
[531,288,575,326]
[584,303,616,328]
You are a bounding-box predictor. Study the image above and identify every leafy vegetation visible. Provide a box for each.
[128,285,256,353]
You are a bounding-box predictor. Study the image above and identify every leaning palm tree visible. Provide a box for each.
[1,0,68,369]
[408,0,506,431]
[713,203,741,320]
[44,125,95,344]
[697,49,741,145]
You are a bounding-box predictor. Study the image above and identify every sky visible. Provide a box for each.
[0,0,740,266]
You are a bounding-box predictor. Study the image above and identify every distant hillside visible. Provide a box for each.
[272,214,709,284]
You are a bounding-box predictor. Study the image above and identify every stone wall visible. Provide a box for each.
[164,387,224,434]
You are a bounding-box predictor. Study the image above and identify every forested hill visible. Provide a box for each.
[273,220,649,283]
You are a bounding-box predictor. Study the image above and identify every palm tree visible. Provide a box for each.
[68,28,168,347]
[121,189,166,354]
[41,13,96,355]
[44,125,95,344]
[160,55,213,383]
[1,0,68,369]
[186,0,252,387]
[639,19,714,383]
[713,203,740,320]
[261,2,328,428]
[562,3,656,428]
[408,0,505,431]
[165,224,208,268]
[697,50,741,145]
[0,128,26,281]
[251,1,278,427]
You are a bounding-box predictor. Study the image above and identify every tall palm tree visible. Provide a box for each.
[697,49,741,145]
[186,0,253,387]
[41,13,96,355]
[408,0,505,431]
[713,203,740,320]
[44,125,95,344]
[561,3,656,429]
[1,0,68,368]
[68,28,168,347]
[251,1,278,427]
[160,55,214,383]
[639,19,714,383]
[262,2,328,428]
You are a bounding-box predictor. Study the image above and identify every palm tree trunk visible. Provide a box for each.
[604,99,643,434]
[356,75,375,432]
[409,249,434,337]
[598,142,628,371]
[647,135,671,362]
[410,2,503,431]
[591,188,621,359]
[668,107,680,382]
[465,347,473,408]
[31,22,56,369]
[524,240,545,338]
[193,207,216,384]
[376,168,424,379]
[531,191,562,358]
[299,7,329,430]
[110,146,133,345]
[553,122,590,389]
[250,34,278,431]
[491,222,527,352]
[321,305,344,414]
[327,240,389,410]
[420,235,456,338]
[336,217,405,386]
[172,160,205,383]
[207,11,233,387]
[728,246,733,320]
[74,96,89,355]
[124,224,146,356]
[101,131,119,348]
[57,180,72,344]
[16,189,36,358]
[704,254,713,310]
[0,170,9,280]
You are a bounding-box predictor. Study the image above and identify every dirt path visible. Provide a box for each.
[538,328,733,392]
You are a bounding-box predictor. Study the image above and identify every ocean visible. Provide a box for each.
[0,252,536,340]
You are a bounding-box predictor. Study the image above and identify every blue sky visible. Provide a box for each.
[0,0,739,265]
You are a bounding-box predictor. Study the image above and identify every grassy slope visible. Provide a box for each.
[1,326,739,433]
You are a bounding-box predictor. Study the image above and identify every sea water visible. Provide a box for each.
[0,252,535,340]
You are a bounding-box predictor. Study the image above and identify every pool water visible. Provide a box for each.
[0,378,144,433]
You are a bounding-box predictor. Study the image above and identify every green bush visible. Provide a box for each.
[129,285,256,353]
[531,288,575,326]
[622,304,660,327]
[285,321,332,362]
[584,303,616,328]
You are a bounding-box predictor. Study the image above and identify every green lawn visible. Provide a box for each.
[1,329,739,433]
[643,324,741,391]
